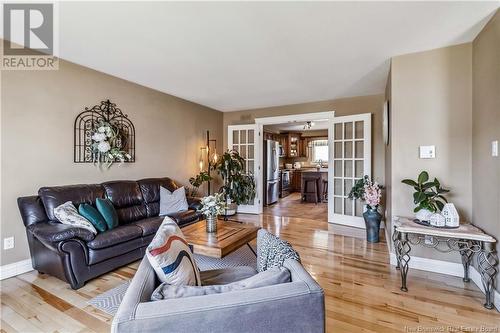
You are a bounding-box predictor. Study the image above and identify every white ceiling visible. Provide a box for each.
[265,120,330,133]
[54,2,498,111]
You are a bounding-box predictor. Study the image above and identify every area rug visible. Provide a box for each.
[87,244,257,316]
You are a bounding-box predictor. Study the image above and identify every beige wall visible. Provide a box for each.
[472,10,500,286]
[223,94,386,185]
[0,59,222,266]
[384,67,392,250]
[390,43,473,262]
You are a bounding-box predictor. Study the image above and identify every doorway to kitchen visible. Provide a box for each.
[261,119,330,222]
[227,111,372,228]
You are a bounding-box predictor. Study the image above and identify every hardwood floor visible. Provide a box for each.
[264,192,328,221]
[1,213,499,332]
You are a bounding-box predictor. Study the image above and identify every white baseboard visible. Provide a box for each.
[390,253,500,311]
[0,259,33,280]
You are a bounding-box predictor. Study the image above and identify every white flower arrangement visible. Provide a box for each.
[91,120,131,168]
[200,193,225,217]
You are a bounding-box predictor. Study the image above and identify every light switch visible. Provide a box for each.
[419,145,435,159]
[492,141,498,157]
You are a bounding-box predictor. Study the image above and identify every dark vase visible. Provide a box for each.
[363,206,382,243]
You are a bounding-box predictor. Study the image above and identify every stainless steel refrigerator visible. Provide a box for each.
[264,140,280,205]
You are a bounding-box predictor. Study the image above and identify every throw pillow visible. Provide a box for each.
[151,266,290,301]
[257,229,301,272]
[96,198,119,230]
[53,201,97,234]
[146,217,201,286]
[78,204,107,233]
[159,186,189,215]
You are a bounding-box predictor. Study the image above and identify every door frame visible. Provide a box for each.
[254,111,335,219]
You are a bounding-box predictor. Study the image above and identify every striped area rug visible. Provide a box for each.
[88,244,257,316]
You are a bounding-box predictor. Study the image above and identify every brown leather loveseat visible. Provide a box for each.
[17,177,202,289]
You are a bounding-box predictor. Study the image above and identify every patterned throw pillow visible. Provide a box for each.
[159,186,189,215]
[257,229,300,272]
[53,201,97,234]
[146,217,201,286]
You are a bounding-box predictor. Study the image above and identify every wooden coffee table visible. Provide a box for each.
[182,219,260,258]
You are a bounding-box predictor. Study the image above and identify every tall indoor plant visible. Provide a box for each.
[348,175,383,243]
[215,150,256,217]
[401,171,449,221]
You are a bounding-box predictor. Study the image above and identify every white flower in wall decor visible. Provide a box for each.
[91,133,106,142]
[97,141,111,153]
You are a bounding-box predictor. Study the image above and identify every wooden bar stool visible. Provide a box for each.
[301,174,320,204]
[322,179,328,202]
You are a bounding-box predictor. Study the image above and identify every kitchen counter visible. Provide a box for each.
[301,168,328,173]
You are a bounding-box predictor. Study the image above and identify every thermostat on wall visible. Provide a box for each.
[419,145,435,159]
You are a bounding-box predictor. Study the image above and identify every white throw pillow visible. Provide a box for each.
[53,201,97,234]
[146,217,201,286]
[159,186,189,215]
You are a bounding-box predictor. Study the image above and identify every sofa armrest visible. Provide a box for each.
[27,221,95,246]
[186,197,202,211]
[113,257,158,327]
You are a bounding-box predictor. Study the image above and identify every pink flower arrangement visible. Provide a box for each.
[363,180,382,209]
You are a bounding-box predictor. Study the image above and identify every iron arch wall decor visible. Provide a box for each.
[74,99,135,163]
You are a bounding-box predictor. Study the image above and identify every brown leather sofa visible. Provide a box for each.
[17,177,202,289]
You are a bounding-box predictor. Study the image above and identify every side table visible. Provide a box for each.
[393,216,498,309]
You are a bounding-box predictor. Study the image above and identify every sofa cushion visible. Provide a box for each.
[151,266,290,301]
[96,198,119,230]
[102,181,147,223]
[53,201,97,234]
[87,224,143,249]
[131,216,164,236]
[200,266,258,285]
[146,217,201,286]
[39,184,105,221]
[257,229,301,272]
[79,203,107,232]
[166,210,200,227]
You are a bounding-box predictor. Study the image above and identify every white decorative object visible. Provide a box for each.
[429,213,446,227]
[442,203,460,227]
[415,209,432,222]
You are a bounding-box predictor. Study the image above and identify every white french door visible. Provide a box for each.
[329,113,372,228]
[227,125,261,214]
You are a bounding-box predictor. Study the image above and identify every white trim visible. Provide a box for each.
[389,253,500,311]
[255,111,334,125]
[228,124,261,214]
[329,113,372,226]
[0,259,33,280]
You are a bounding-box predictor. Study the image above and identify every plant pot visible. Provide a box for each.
[223,202,237,217]
[206,215,217,233]
[363,206,382,243]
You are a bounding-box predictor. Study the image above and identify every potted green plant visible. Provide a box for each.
[348,175,383,243]
[214,150,256,217]
[401,171,449,221]
[188,171,213,197]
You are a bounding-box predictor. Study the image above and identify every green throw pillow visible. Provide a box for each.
[96,198,119,230]
[78,203,107,233]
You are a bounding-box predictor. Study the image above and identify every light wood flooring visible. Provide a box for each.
[264,192,328,221]
[1,212,499,332]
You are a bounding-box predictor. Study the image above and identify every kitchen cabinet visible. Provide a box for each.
[289,169,302,192]
[287,133,301,157]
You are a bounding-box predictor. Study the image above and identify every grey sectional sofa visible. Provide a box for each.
[112,257,325,333]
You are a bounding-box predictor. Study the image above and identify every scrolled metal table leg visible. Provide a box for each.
[392,228,400,270]
[477,241,498,310]
[395,231,411,292]
[458,240,474,282]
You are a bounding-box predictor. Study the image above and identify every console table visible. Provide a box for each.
[392,216,498,309]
